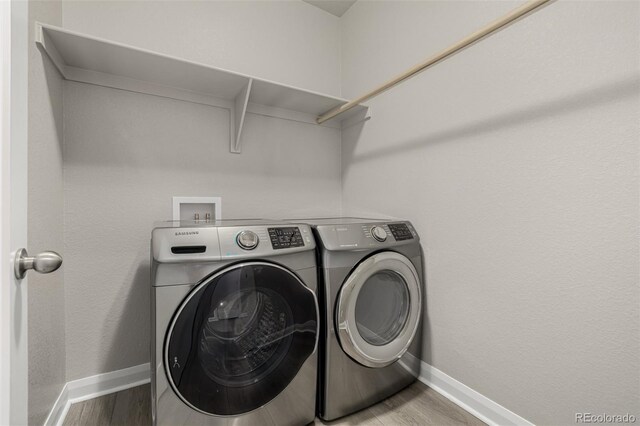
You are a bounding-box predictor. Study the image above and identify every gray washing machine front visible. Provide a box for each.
[300,218,424,421]
[150,220,319,426]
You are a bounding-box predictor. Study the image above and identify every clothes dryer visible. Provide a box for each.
[302,218,424,421]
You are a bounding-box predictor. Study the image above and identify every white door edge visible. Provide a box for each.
[1,0,29,424]
[0,0,11,420]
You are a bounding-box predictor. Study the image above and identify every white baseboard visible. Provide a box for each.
[44,363,150,426]
[410,355,533,426]
[43,358,531,426]
[43,384,69,426]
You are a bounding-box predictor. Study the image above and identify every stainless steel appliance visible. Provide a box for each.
[303,218,424,421]
[151,220,319,426]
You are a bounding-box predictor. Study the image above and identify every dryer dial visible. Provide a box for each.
[236,231,259,250]
[371,226,388,242]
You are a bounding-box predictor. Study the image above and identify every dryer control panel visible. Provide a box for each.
[388,223,414,241]
[310,219,419,252]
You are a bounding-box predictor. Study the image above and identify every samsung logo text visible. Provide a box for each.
[175,231,199,236]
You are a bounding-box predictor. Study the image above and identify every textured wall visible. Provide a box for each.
[59,0,343,382]
[61,0,341,96]
[62,82,341,380]
[340,0,640,424]
[27,1,66,425]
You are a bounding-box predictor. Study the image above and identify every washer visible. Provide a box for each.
[151,220,319,426]
[303,218,424,421]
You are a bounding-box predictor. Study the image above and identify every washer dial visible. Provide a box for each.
[236,231,259,250]
[371,226,388,242]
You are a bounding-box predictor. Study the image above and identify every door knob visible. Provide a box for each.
[14,248,63,279]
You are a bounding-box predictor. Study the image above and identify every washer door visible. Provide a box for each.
[164,262,318,416]
[336,251,421,368]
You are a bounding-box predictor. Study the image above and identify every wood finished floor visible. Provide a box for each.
[63,381,485,426]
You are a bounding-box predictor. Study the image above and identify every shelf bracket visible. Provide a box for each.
[35,23,67,79]
[230,78,253,154]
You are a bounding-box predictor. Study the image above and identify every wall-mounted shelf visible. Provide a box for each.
[35,22,369,153]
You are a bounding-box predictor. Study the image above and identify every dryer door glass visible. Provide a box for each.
[165,262,318,416]
[355,270,409,346]
[336,251,421,368]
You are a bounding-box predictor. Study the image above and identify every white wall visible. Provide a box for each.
[59,0,342,381]
[340,1,639,424]
[62,0,341,96]
[30,1,639,423]
[62,82,341,379]
[27,1,66,425]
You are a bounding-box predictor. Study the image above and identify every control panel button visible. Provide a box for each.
[371,226,388,242]
[236,231,259,250]
[268,227,304,250]
[388,223,414,241]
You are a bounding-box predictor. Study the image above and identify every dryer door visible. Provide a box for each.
[336,251,421,368]
[164,262,318,416]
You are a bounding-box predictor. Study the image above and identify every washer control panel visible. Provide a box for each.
[388,223,414,241]
[268,227,304,250]
[152,222,315,263]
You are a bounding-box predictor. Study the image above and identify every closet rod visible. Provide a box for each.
[316,0,554,124]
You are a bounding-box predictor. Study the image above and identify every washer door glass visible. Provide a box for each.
[336,252,421,368]
[165,262,318,416]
